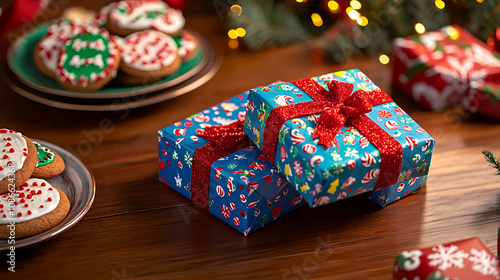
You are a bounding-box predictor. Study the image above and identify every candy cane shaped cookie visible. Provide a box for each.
[119,30,181,79]
[106,0,185,36]
[0,178,70,238]
[34,19,84,78]
[0,129,37,195]
[56,26,120,91]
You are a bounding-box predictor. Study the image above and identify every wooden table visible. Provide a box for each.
[0,1,499,279]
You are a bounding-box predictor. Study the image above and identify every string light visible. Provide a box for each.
[328,0,339,12]
[228,38,239,49]
[296,0,308,2]
[350,0,362,10]
[379,54,390,64]
[357,16,368,26]
[415,23,426,34]
[236,27,246,37]
[435,0,445,9]
[311,13,323,27]
[230,5,242,16]
[446,26,459,40]
[346,7,360,20]
[476,0,484,3]
[228,29,238,39]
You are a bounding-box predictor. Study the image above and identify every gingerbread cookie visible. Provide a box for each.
[55,26,120,91]
[0,178,70,239]
[119,30,181,80]
[176,31,199,62]
[34,19,83,79]
[31,142,65,179]
[0,129,37,195]
[105,0,185,37]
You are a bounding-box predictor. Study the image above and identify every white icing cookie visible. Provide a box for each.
[177,31,198,61]
[0,129,28,182]
[0,178,60,224]
[109,0,185,36]
[121,30,178,71]
[37,19,84,75]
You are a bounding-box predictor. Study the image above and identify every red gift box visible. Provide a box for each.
[393,25,500,120]
[394,237,500,279]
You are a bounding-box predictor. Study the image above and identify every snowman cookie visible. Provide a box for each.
[118,30,181,81]
[0,129,38,195]
[34,19,83,78]
[31,142,65,179]
[105,0,185,37]
[0,178,70,238]
[176,31,199,62]
[56,25,120,91]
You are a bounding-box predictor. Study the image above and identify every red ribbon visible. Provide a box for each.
[261,78,403,191]
[191,120,253,210]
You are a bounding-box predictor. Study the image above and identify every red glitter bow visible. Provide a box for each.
[261,77,403,191]
[191,120,253,210]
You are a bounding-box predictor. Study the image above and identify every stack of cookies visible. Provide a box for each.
[33,0,199,91]
[0,129,70,238]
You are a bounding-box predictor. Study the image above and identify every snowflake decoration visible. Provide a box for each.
[322,169,332,179]
[382,102,396,108]
[228,163,237,169]
[234,154,247,160]
[468,249,500,278]
[330,150,343,161]
[174,173,182,188]
[172,151,178,160]
[427,244,468,270]
[341,134,356,145]
[344,147,359,159]
[184,151,193,168]
[329,163,346,175]
[398,116,415,124]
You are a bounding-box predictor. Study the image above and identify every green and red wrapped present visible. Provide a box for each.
[394,237,500,279]
[393,25,500,120]
[243,69,435,207]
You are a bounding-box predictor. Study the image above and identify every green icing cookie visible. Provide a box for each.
[34,142,55,167]
[57,28,118,87]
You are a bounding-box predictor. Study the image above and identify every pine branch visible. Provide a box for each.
[482,150,500,176]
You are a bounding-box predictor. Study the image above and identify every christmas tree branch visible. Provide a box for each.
[482,150,500,176]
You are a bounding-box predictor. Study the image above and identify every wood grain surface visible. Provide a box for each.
[0,1,499,279]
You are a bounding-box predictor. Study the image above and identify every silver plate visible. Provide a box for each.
[0,139,95,251]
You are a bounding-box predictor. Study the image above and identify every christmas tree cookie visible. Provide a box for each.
[31,142,65,179]
[0,178,70,238]
[55,25,120,91]
[105,0,185,37]
[0,129,38,195]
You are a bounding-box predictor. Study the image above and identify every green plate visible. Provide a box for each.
[7,23,205,99]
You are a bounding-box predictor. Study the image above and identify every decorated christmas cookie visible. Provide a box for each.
[56,26,120,91]
[0,129,37,195]
[31,142,65,179]
[176,31,198,62]
[0,178,70,238]
[34,19,83,78]
[119,30,181,80]
[105,0,185,37]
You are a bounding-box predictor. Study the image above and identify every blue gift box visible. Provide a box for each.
[158,92,305,235]
[369,175,427,207]
[243,69,435,207]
